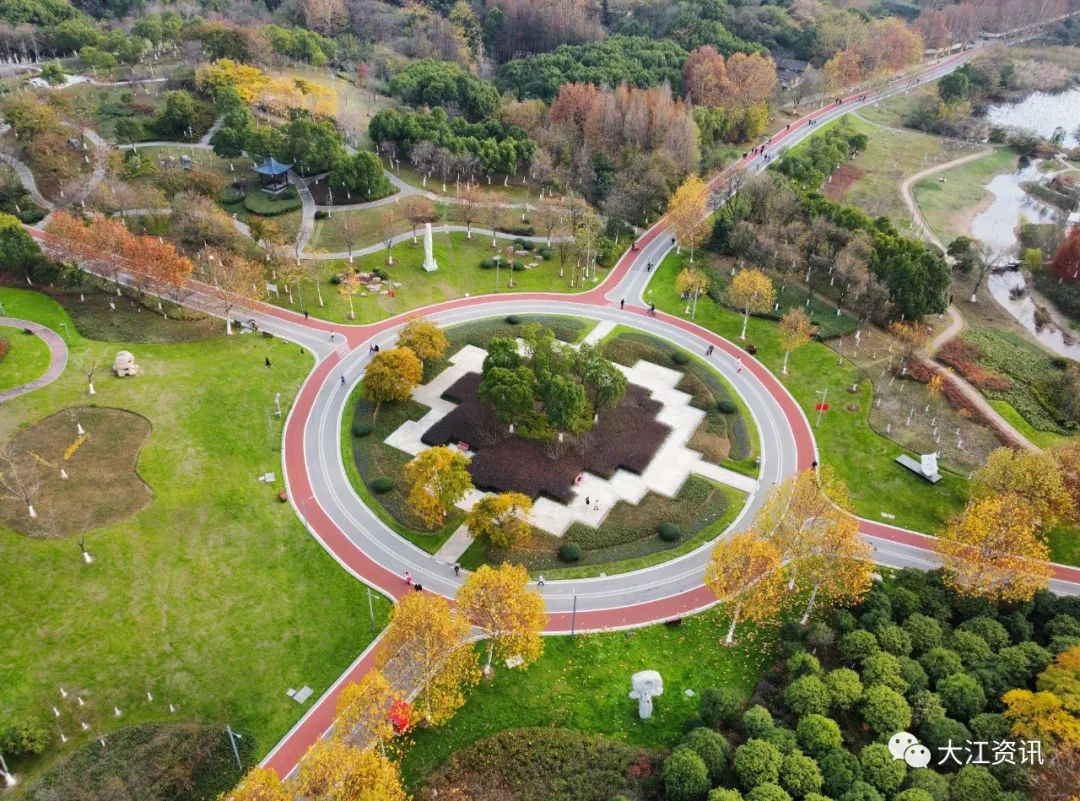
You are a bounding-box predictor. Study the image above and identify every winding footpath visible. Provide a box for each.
[0,317,68,403]
[13,37,1080,780]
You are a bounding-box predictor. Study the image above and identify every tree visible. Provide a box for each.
[777,308,813,376]
[398,318,447,368]
[0,443,41,519]
[404,445,474,527]
[376,591,478,725]
[734,738,782,789]
[380,205,400,265]
[196,248,263,334]
[725,52,778,108]
[334,669,396,748]
[728,269,775,340]
[479,366,536,428]
[796,714,842,755]
[1052,443,1080,521]
[676,267,711,320]
[1003,645,1080,752]
[785,675,831,717]
[681,728,731,785]
[664,748,711,801]
[330,151,393,201]
[574,343,626,410]
[457,563,546,673]
[361,348,422,420]
[704,531,784,644]
[938,672,987,721]
[1052,226,1080,282]
[226,767,291,801]
[0,212,41,277]
[538,373,589,433]
[972,447,1073,526]
[823,49,864,90]
[456,186,484,239]
[295,738,407,801]
[939,495,1053,602]
[667,175,709,262]
[401,195,437,244]
[861,684,912,735]
[825,667,864,712]
[683,45,729,106]
[464,492,533,549]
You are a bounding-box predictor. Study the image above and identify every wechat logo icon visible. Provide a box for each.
[889,732,931,769]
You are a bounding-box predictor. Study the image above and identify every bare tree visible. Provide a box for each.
[0,443,42,520]
[79,356,98,396]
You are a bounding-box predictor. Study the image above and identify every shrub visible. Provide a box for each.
[709,791,744,801]
[781,751,823,798]
[949,765,1000,801]
[761,726,798,756]
[920,648,963,683]
[511,260,526,271]
[824,668,863,712]
[243,188,302,216]
[796,714,842,755]
[903,769,950,801]
[559,542,582,562]
[899,657,929,693]
[894,791,934,801]
[314,209,329,220]
[937,673,986,721]
[904,614,946,654]
[787,652,821,678]
[352,420,373,437]
[876,624,913,656]
[0,719,48,757]
[861,685,911,735]
[717,399,738,414]
[742,706,774,739]
[700,687,745,729]
[681,727,731,785]
[921,717,971,753]
[664,748,711,801]
[371,476,394,493]
[949,631,992,665]
[859,743,905,795]
[734,739,782,789]
[840,780,884,801]
[480,259,495,269]
[672,351,691,366]
[746,784,792,801]
[538,246,552,259]
[658,522,682,542]
[909,689,947,727]
[819,748,862,798]
[505,314,520,324]
[839,630,880,663]
[784,675,831,717]
[861,653,908,693]
[218,185,244,204]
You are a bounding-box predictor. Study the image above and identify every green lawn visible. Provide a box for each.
[647,254,970,534]
[401,608,775,787]
[913,147,1017,245]
[0,324,52,391]
[277,232,589,324]
[394,163,540,204]
[1048,523,1080,567]
[988,398,1076,449]
[0,288,391,784]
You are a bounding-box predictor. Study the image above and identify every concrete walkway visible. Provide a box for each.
[0,317,69,403]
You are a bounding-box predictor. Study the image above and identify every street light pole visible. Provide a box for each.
[570,593,578,638]
[225,725,243,770]
[0,751,17,788]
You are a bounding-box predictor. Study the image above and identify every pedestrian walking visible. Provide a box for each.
[649,302,656,316]
[304,310,309,319]
[453,564,460,577]
[736,355,743,373]
[537,575,545,586]
[620,298,625,309]
[265,356,271,367]
[329,330,335,341]
[706,345,714,356]
[585,496,590,506]
[414,583,423,592]
[341,375,346,386]
[404,571,413,585]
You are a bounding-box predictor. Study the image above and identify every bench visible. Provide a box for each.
[895,454,942,483]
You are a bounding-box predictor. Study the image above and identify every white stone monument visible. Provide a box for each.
[629,670,664,720]
[422,222,438,272]
[920,452,940,480]
[112,351,139,377]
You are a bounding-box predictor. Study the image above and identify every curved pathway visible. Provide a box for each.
[0,317,68,403]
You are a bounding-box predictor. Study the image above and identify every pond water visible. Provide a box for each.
[987,271,1080,361]
[968,163,1061,255]
[985,86,1080,146]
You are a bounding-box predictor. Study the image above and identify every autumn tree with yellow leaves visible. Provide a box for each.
[1004,645,1080,753]
[973,447,1074,527]
[334,669,398,749]
[666,175,710,262]
[728,268,775,340]
[938,494,1053,602]
[778,308,813,376]
[465,491,533,549]
[676,266,711,320]
[705,530,785,644]
[397,318,448,369]
[457,563,546,674]
[404,445,474,528]
[376,591,479,726]
[361,347,423,420]
[224,766,291,801]
[295,738,407,801]
[755,467,872,625]
[1053,443,1080,521]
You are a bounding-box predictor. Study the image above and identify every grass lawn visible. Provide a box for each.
[400,608,775,787]
[0,324,52,391]
[855,81,940,129]
[133,145,251,179]
[278,232,589,324]
[0,288,391,784]
[392,164,545,204]
[648,253,970,534]
[987,398,1076,449]
[836,114,980,226]
[1048,523,1080,567]
[913,147,1017,245]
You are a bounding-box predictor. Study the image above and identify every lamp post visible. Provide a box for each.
[0,751,16,788]
[493,255,501,293]
[225,725,243,770]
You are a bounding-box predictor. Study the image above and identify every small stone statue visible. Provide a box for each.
[629,670,663,720]
[112,350,139,377]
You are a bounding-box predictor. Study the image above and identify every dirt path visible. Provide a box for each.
[899,146,996,251]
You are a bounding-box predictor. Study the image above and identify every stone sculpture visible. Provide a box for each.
[112,351,139,377]
[422,222,438,272]
[629,670,663,719]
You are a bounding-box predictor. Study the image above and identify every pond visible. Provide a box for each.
[968,162,1060,255]
[987,270,1080,361]
[985,85,1080,146]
